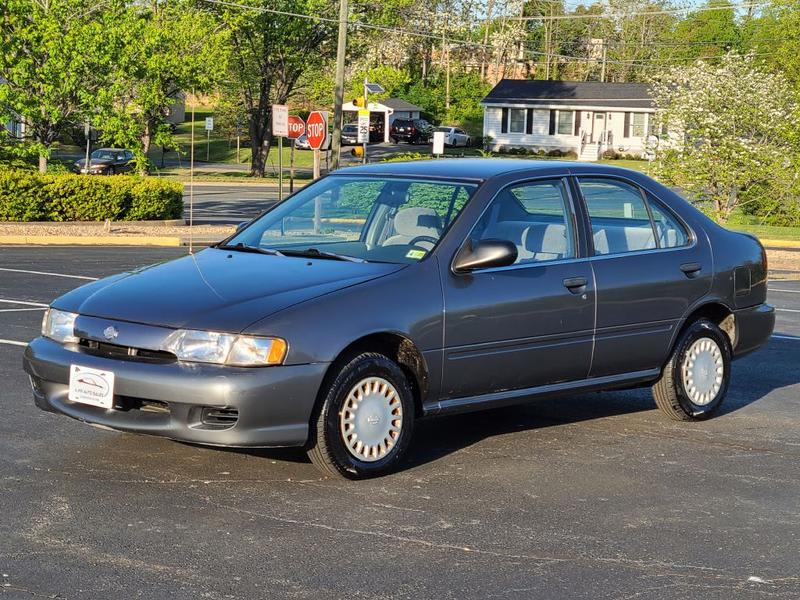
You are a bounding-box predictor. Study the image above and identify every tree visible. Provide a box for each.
[0,0,124,172]
[213,0,336,178]
[651,53,798,223]
[99,1,228,174]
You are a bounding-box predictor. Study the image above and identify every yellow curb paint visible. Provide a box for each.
[761,239,800,249]
[0,235,181,247]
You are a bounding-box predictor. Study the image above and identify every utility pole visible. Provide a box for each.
[600,41,607,83]
[330,0,348,171]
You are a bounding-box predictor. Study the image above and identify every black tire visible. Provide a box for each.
[652,319,732,421]
[307,352,415,479]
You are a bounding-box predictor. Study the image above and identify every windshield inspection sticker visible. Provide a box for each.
[406,249,427,260]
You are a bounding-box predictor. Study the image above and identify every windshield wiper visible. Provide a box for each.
[216,243,284,256]
[281,248,366,263]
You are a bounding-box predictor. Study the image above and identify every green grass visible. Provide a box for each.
[727,222,800,242]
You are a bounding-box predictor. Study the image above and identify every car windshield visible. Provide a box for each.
[343,124,357,132]
[434,127,451,132]
[226,176,478,264]
[90,150,119,160]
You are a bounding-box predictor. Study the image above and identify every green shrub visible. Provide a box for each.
[0,170,183,222]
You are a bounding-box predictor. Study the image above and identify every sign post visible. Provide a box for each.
[204,117,214,162]
[84,121,91,172]
[272,105,289,202]
[305,111,328,180]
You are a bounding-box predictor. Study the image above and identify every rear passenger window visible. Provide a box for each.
[471,179,575,265]
[649,198,689,248]
[579,178,656,256]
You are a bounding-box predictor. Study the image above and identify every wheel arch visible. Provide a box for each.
[315,331,430,419]
[671,300,737,355]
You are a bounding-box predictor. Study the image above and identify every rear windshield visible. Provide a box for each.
[228,176,478,264]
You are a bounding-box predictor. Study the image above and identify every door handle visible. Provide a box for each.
[563,276,588,294]
[680,262,702,277]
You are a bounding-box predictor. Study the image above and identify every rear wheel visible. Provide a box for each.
[652,319,731,421]
[307,353,414,479]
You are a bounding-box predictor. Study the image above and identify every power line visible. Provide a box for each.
[198,0,773,69]
[508,2,768,20]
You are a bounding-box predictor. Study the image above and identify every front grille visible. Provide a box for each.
[201,407,239,429]
[114,396,170,414]
[79,339,176,363]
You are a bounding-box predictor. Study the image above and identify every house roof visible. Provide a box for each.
[482,80,653,109]
[382,98,424,112]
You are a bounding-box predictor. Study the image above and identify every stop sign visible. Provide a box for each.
[305,111,327,150]
[287,115,305,140]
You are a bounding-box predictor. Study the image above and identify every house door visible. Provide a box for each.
[591,112,606,143]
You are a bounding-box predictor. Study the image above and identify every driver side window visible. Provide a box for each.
[470,179,576,266]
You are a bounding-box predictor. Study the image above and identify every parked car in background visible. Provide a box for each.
[73,148,135,175]
[433,126,471,147]
[341,123,359,146]
[294,132,330,151]
[390,118,433,144]
[25,160,774,479]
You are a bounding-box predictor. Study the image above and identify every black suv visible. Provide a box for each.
[390,118,432,144]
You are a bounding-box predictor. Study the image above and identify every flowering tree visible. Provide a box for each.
[651,53,799,223]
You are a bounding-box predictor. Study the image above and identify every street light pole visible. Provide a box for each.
[330,0,348,171]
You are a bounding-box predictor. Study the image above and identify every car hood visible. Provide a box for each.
[75,158,113,167]
[53,248,403,332]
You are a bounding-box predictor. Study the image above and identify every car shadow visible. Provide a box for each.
[215,338,798,473]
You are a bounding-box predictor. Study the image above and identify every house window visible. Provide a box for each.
[557,111,574,135]
[509,109,526,133]
[631,113,646,137]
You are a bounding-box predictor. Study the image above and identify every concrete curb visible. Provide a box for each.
[0,235,181,246]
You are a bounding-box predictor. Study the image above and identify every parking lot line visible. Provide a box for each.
[0,299,48,307]
[776,308,800,313]
[772,334,799,340]
[0,339,26,347]
[769,288,800,293]
[0,307,46,313]
[0,267,98,281]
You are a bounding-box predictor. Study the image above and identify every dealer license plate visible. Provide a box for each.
[68,365,115,409]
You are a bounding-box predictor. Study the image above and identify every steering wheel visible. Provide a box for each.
[407,235,439,249]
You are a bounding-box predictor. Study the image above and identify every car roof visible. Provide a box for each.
[333,158,634,181]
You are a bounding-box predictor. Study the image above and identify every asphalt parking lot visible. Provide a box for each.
[1,246,799,599]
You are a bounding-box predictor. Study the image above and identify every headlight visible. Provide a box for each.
[162,329,287,367]
[42,308,79,344]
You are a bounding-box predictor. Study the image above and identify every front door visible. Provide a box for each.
[591,112,606,143]
[440,178,595,400]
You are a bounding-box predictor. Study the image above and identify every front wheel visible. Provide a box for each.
[652,319,732,421]
[307,353,415,479]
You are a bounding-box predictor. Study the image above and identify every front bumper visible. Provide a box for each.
[23,337,329,447]
[733,302,775,358]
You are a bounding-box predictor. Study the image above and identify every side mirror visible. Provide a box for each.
[453,239,518,273]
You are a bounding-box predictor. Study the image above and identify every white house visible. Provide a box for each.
[482,80,657,161]
[341,98,425,143]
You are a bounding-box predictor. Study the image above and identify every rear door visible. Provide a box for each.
[440,177,595,399]
[575,176,712,377]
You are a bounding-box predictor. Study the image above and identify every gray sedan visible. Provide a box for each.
[24,159,774,479]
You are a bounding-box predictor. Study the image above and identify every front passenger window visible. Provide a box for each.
[471,179,575,265]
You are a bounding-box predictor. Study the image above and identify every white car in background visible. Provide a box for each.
[433,126,471,147]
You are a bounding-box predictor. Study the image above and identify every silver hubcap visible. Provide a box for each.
[339,377,403,462]
[681,337,724,406]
